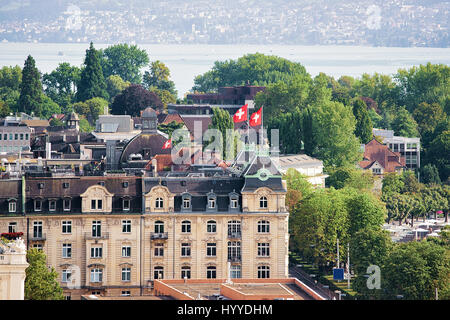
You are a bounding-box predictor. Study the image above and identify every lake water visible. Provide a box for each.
[0,43,449,97]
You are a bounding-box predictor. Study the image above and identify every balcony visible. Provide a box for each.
[227,255,242,263]
[150,232,168,240]
[84,232,109,240]
[227,232,241,239]
[30,233,46,241]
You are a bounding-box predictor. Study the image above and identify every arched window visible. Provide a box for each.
[155,197,164,208]
[259,196,268,208]
[257,220,270,233]
[181,220,191,233]
[207,220,216,233]
[154,221,164,233]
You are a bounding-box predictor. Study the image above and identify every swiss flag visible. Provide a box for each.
[249,107,262,127]
[233,104,248,123]
[162,139,172,149]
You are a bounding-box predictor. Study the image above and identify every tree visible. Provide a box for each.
[18,55,43,115]
[382,173,404,196]
[50,117,64,127]
[352,98,373,144]
[38,95,61,119]
[391,106,419,137]
[0,100,10,117]
[413,102,445,136]
[310,100,362,168]
[327,167,374,191]
[284,168,314,210]
[101,43,149,84]
[110,84,163,116]
[43,62,80,112]
[106,75,130,102]
[0,65,22,91]
[192,53,307,92]
[143,60,177,95]
[76,42,109,102]
[79,117,94,133]
[158,120,184,137]
[266,107,303,154]
[383,240,449,300]
[427,130,450,182]
[25,248,64,300]
[350,228,392,299]
[73,97,108,124]
[207,107,235,159]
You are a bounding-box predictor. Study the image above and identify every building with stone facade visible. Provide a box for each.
[0,149,289,300]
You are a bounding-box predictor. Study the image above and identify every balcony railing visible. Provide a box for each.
[84,232,109,240]
[227,255,242,263]
[227,232,242,239]
[30,233,46,241]
[150,232,169,240]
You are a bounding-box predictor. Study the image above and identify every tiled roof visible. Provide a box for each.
[359,139,405,172]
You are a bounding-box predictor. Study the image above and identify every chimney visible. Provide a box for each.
[152,158,157,177]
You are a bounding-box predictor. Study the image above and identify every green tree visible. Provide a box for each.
[207,107,236,160]
[0,65,22,91]
[382,173,404,196]
[310,100,362,168]
[420,164,441,185]
[192,53,307,92]
[43,62,80,112]
[391,106,419,137]
[350,228,393,299]
[0,100,10,117]
[158,120,184,137]
[327,167,374,191]
[39,95,61,119]
[106,75,130,102]
[79,117,94,133]
[49,117,64,127]
[266,107,303,154]
[18,55,43,115]
[101,43,149,84]
[427,130,450,182]
[110,84,163,116]
[143,60,177,95]
[352,98,373,144]
[76,42,109,102]
[73,97,108,125]
[25,248,64,300]
[413,102,446,136]
[284,168,314,210]
[383,240,449,300]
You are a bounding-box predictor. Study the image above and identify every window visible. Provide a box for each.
[154,266,164,280]
[63,199,71,211]
[230,198,238,209]
[62,182,69,189]
[62,270,72,283]
[155,197,164,209]
[91,291,101,296]
[207,266,216,279]
[208,197,216,209]
[182,196,191,210]
[257,243,270,257]
[8,222,17,233]
[181,220,191,233]
[62,221,72,234]
[38,183,44,189]
[92,220,101,237]
[181,266,191,279]
[121,291,130,296]
[207,243,216,257]
[258,265,270,279]
[25,133,29,140]
[259,196,268,208]
[9,133,12,140]
[228,220,241,237]
[122,220,131,233]
[123,199,130,211]
[20,133,23,140]
[122,181,129,188]
[91,199,103,210]
[154,221,164,233]
[33,244,42,250]
[33,221,42,238]
[122,246,131,257]
[62,244,72,258]
[230,265,242,279]
[121,268,131,281]
[228,241,241,261]
[34,199,42,212]
[49,200,56,211]
[91,247,103,258]
[181,243,191,257]
[372,168,381,174]
[154,243,164,257]
[8,201,16,213]
[257,220,270,233]
[65,295,72,300]
[2,133,6,140]
[206,220,216,233]
[91,269,103,282]
[14,133,18,140]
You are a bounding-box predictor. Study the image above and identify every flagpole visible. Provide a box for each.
[247,105,249,146]
[261,105,264,148]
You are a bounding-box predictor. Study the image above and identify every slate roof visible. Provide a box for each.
[119,133,170,163]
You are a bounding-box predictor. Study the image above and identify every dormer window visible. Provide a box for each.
[228,192,240,211]
[181,193,192,212]
[8,199,16,213]
[38,183,44,189]
[34,199,42,212]
[155,197,164,209]
[123,199,130,211]
[206,191,217,211]
[62,182,70,189]
[122,182,129,188]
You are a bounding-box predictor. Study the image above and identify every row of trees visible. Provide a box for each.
[0,43,177,131]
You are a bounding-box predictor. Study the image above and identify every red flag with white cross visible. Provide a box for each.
[249,107,262,127]
[162,139,172,149]
[233,104,248,123]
